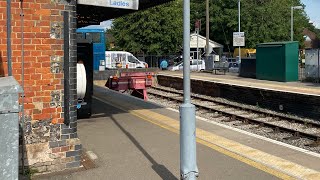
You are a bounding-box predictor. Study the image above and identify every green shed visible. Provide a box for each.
[256,41,299,82]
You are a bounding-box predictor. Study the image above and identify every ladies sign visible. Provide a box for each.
[78,0,139,10]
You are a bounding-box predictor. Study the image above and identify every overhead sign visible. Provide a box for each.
[78,0,139,10]
[233,32,245,46]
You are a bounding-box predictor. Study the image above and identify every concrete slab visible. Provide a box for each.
[92,86,320,179]
[35,94,277,180]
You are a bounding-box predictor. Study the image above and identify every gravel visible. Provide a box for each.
[150,86,320,125]
[147,87,320,153]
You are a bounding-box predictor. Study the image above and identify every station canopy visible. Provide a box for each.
[77,0,173,28]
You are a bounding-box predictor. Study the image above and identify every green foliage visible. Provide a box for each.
[110,0,183,55]
[111,0,318,54]
[191,0,312,49]
[22,168,38,179]
[104,32,110,50]
[200,0,314,49]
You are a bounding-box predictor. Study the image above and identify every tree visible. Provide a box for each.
[110,0,183,55]
[111,0,317,54]
[191,0,312,49]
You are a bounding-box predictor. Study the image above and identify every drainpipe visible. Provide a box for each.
[7,0,12,76]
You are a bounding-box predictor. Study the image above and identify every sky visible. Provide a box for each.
[100,20,113,29]
[99,1,320,30]
[301,0,320,28]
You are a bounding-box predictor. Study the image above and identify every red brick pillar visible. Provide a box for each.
[0,0,81,173]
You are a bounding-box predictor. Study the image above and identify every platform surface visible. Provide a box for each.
[158,71,320,96]
[36,86,320,180]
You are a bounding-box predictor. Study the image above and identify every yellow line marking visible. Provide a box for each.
[93,93,320,180]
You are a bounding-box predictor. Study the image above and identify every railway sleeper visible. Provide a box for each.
[233,120,249,126]
[273,127,281,133]
[248,123,264,130]
[221,118,235,123]
[267,117,280,122]
[283,132,300,140]
[235,112,251,116]
[305,123,313,128]
[258,122,265,128]
[221,115,237,122]
[305,139,320,147]
[211,113,223,118]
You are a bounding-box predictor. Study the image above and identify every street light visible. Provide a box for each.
[238,0,241,64]
[291,6,303,41]
[180,0,198,179]
[205,0,209,68]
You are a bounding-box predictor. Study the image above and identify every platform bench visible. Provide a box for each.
[212,61,229,75]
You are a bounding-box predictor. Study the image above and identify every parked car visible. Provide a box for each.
[168,55,183,66]
[168,59,205,71]
[228,62,239,73]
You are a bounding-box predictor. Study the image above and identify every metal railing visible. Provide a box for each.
[140,54,180,68]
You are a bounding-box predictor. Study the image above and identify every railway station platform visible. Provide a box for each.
[157,71,320,96]
[35,85,320,179]
[156,71,320,120]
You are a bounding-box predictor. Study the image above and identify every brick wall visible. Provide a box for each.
[0,0,81,173]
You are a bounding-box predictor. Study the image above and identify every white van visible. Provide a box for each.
[105,51,147,69]
[168,59,205,71]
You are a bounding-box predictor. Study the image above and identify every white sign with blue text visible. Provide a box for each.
[78,0,139,10]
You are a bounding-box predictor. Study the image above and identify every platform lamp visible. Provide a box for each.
[238,0,241,65]
[291,6,303,41]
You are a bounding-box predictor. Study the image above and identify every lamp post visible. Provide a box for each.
[180,0,198,179]
[205,0,209,68]
[238,0,241,64]
[195,19,200,71]
[291,6,303,41]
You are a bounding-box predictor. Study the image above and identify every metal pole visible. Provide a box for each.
[238,0,241,64]
[20,0,25,174]
[196,29,199,71]
[180,0,198,178]
[205,0,209,66]
[7,0,12,76]
[291,7,293,41]
[318,48,320,82]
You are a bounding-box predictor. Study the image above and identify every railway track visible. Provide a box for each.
[148,86,320,147]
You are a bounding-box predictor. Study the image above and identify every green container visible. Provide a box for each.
[256,41,299,82]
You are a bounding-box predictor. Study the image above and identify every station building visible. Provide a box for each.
[0,0,171,173]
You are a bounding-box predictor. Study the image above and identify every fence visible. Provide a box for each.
[140,54,180,68]
[303,49,320,83]
[299,66,306,81]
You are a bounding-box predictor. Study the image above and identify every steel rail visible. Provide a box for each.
[150,86,320,128]
[148,88,320,144]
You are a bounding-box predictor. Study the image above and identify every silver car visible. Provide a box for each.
[168,59,205,71]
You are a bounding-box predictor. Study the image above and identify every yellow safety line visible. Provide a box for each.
[93,94,320,180]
